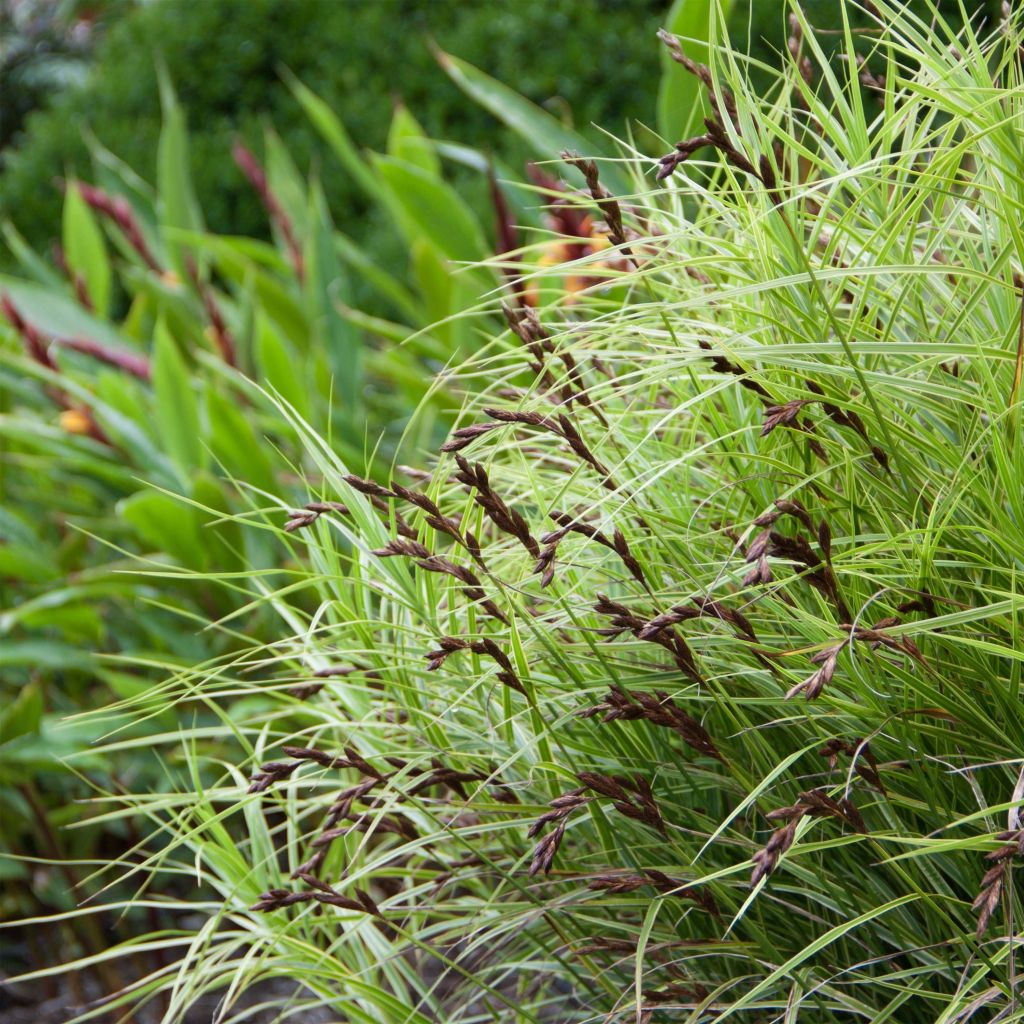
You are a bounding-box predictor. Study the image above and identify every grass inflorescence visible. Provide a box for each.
[15,2,1024,1020]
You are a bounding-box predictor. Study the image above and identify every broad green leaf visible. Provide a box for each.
[387,103,440,177]
[0,683,43,744]
[0,544,60,584]
[93,370,155,444]
[372,155,488,264]
[121,266,212,354]
[0,582,138,635]
[166,227,287,271]
[84,133,164,263]
[406,237,489,356]
[263,127,309,239]
[20,603,104,643]
[304,181,361,416]
[0,412,141,492]
[0,641,94,672]
[255,311,309,419]
[282,70,382,202]
[152,317,203,480]
[62,181,112,317]
[156,64,204,271]
[122,290,151,340]
[0,275,129,349]
[119,489,207,569]
[171,233,308,346]
[192,474,244,574]
[336,305,441,353]
[205,387,276,494]
[334,232,424,324]
[411,238,454,345]
[658,0,733,143]
[38,362,179,486]
[435,48,628,194]
[0,714,106,776]
[0,507,37,548]
[85,125,156,205]
[1,221,65,289]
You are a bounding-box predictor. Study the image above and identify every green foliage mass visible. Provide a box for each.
[1,0,1016,1015]
[0,0,997,270]
[0,41,582,933]
[0,0,664,262]
[117,4,1021,1015]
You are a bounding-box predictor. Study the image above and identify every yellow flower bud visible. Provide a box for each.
[60,408,93,435]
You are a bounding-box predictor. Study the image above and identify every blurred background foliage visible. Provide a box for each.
[2,0,997,276]
[0,0,133,154]
[1,0,666,270]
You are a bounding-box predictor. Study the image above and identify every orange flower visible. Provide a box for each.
[527,217,618,306]
[59,408,93,435]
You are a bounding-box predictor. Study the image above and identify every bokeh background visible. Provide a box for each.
[2,0,999,274]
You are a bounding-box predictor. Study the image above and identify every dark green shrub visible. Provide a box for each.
[0,0,134,156]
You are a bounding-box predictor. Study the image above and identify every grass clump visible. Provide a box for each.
[14,2,1024,1020]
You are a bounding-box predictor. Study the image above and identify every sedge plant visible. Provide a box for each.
[7,1,1024,1021]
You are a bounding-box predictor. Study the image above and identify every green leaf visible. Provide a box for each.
[0,714,106,777]
[0,683,43,744]
[407,237,488,356]
[152,317,203,480]
[119,489,207,569]
[156,64,204,271]
[172,231,308,346]
[205,387,276,494]
[304,181,361,416]
[255,311,309,419]
[93,370,155,444]
[410,238,454,344]
[167,227,287,271]
[2,221,65,289]
[20,603,105,644]
[282,70,382,202]
[0,641,93,672]
[657,0,733,143]
[263,127,309,240]
[435,48,627,194]
[85,125,156,207]
[63,180,112,317]
[336,304,440,353]
[387,103,440,177]
[334,232,424,325]
[191,473,244,574]
[373,155,488,264]
[0,544,60,584]
[0,275,129,349]
[0,582,135,636]
[0,507,36,547]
